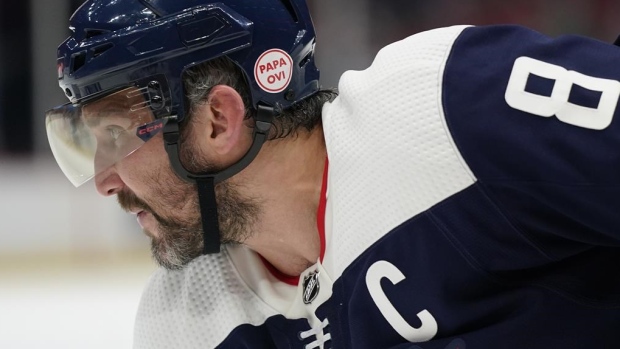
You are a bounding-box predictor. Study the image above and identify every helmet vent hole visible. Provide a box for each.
[278,0,299,23]
[92,43,114,58]
[84,29,110,39]
[71,52,87,73]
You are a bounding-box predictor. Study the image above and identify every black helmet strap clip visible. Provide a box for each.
[163,103,275,254]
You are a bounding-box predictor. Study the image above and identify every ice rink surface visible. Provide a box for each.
[0,254,155,349]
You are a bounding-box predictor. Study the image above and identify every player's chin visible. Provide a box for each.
[150,235,201,270]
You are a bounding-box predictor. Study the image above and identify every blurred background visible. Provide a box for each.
[1,0,619,348]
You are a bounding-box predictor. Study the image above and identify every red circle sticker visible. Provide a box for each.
[254,49,294,93]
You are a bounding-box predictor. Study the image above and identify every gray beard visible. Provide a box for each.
[148,180,260,270]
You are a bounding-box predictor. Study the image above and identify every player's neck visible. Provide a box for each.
[235,125,327,277]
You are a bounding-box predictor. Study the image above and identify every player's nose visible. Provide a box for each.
[94,165,124,196]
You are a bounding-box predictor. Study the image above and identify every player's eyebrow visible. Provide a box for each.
[82,107,129,127]
[82,88,148,127]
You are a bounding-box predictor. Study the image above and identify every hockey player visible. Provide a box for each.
[46,0,620,348]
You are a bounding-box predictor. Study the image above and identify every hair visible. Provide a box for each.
[182,56,337,139]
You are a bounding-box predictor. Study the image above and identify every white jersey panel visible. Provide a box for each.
[133,248,279,349]
[322,25,476,278]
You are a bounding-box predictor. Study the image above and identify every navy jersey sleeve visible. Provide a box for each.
[443,25,620,260]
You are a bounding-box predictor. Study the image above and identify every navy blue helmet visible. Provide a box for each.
[57,0,319,115]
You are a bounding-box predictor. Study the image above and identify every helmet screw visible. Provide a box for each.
[65,88,73,97]
[284,89,295,101]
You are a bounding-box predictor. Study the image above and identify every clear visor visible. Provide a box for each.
[45,86,172,187]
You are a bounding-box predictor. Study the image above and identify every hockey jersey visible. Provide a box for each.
[134,25,620,348]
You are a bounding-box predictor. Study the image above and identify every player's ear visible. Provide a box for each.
[203,84,248,156]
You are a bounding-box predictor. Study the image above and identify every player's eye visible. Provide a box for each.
[100,125,127,148]
[106,125,126,144]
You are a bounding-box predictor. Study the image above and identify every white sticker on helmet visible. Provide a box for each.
[254,49,293,93]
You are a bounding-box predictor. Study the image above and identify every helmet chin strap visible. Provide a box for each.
[162,104,275,254]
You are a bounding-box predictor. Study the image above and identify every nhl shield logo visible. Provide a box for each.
[302,270,320,304]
